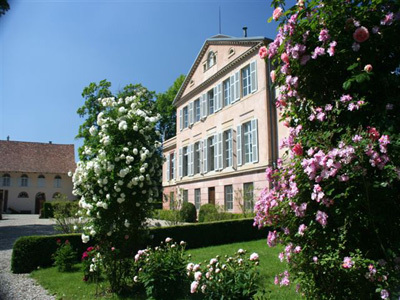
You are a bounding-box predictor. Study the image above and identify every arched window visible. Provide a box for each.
[54,175,62,188]
[2,174,10,187]
[20,174,29,187]
[52,192,61,199]
[37,175,46,188]
[207,51,216,69]
[18,192,29,198]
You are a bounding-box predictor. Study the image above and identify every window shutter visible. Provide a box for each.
[213,135,218,171]
[179,148,183,179]
[203,138,208,173]
[189,145,194,176]
[234,71,240,102]
[250,60,258,93]
[189,102,194,126]
[237,125,242,166]
[216,83,222,111]
[201,94,208,119]
[228,129,233,167]
[179,109,183,131]
[199,141,203,174]
[166,155,170,181]
[251,119,259,163]
[230,74,235,103]
[172,153,176,180]
[218,132,223,170]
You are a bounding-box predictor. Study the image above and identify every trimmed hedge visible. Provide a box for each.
[12,218,268,274]
[153,209,181,222]
[179,202,196,223]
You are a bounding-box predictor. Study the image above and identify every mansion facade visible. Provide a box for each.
[162,34,288,213]
[0,140,76,214]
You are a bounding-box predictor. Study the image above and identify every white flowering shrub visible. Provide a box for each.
[72,88,163,290]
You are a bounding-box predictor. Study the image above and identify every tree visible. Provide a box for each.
[0,0,9,16]
[255,1,400,299]
[155,75,185,141]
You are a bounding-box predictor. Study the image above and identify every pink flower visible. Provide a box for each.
[340,94,352,103]
[294,246,301,253]
[111,247,115,251]
[270,70,276,83]
[353,26,370,43]
[318,29,330,42]
[352,135,362,142]
[292,143,303,156]
[273,7,283,21]
[250,253,259,261]
[316,210,328,227]
[190,281,199,294]
[313,256,318,263]
[342,256,354,269]
[381,12,394,26]
[311,46,325,59]
[283,120,290,127]
[274,276,279,285]
[259,46,268,59]
[380,289,389,299]
[300,55,311,65]
[368,127,380,141]
[194,271,202,281]
[327,41,337,56]
[364,64,373,72]
[281,52,290,64]
[267,230,278,247]
[298,224,307,236]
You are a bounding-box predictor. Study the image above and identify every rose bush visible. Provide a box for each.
[256,0,400,299]
[72,86,163,291]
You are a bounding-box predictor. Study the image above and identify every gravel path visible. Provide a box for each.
[0,214,56,300]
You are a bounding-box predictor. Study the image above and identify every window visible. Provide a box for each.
[183,106,189,128]
[244,183,254,212]
[194,99,201,122]
[195,189,201,210]
[208,136,215,171]
[183,190,189,203]
[20,174,29,187]
[223,78,231,107]
[169,192,175,210]
[194,142,201,174]
[183,147,189,177]
[243,122,253,163]
[2,174,10,187]
[54,175,62,188]
[228,48,235,57]
[208,89,214,115]
[224,185,233,211]
[207,51,216,69]
[242,65,251,97]
[37,175,45,188]
[237,119,258,166]
[170,153,175,180]
[224,129,233,168]
[18,192,29,198]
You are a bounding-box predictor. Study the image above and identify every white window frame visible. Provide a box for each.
[242,65,251,97]
[224,185,233,211]
[194,99,201,122]
[194,188,201,210]
[224,129,233,168]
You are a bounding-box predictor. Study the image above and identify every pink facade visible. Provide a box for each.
[162,35,287,213]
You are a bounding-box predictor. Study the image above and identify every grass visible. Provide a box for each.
[31,239,300,300]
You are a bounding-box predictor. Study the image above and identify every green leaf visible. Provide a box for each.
[343,80,352,90]
[347,63,359,71]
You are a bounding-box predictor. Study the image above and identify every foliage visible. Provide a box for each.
[0,0,9,16]
[51,195,83,234]
[198,204,219,223]
[187,248,261,299]
[155,74,185,141]
[53,239,78,272]
[152,209,181,224]
[12,219,268,273]
[256,1,400,299]
[133,238,189,300]
[82,246,102,282]
[180,201,197,223]
[73,84,163,291]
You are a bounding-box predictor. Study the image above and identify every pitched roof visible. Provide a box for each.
[0,140,76,174]
[173,35,271,106]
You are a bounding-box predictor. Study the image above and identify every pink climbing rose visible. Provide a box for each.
[273,7,283,21]
[353,26,370,43]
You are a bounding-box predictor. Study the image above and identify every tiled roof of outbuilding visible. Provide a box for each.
[0,140,76,174]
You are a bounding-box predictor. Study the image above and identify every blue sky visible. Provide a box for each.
[0,0,278,160]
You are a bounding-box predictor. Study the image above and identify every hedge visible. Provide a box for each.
[12,218,269,273]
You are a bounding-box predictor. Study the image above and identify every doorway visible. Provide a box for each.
[35,192,46,214]
[208,187,215,205]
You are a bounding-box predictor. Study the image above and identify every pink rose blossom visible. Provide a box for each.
[292,143,303,156]
[270,70,276,83]
[311,46,326,59]
[316,210,328,227]
[313,256,318,263]
[259,46,268,59]
[381,13,394,26]
[353,26,370,43]
[368,127,380,141]
[342,257,354,268]
[327,41,337,56]
[281,52,290,64]
[250,253,259,261]
[380,289,389,299]
[267,230,278,247]
[298,224,307,236]
[300,54,311,65]
[340,94,352,103]
[386,103,394,110]
[190,281,199,294]
[273,7,283,21]
[318,29,330,42]
[364,64,373,72]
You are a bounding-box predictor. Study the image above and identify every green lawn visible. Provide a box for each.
[31,239,299,299]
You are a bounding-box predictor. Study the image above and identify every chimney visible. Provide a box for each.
[7,136,9,141]
[49,141,52,144]
[243,26,248,37]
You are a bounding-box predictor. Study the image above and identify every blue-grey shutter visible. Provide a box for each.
[203,138,208,173]
[230,74,235,103]
[179,148,183,179]
[166,155,170,181]
[251,119,258,163]
[189,144,194,176]
[189,102,194,126]
[228,129,233,167]
[215,83,222,112]
[234,71,240,102]
[201,94,208,119]
[237,125,242,166]
[217,132,223,170]
[179,109,183,131]
[213,135,218,171]
[199,141,203,174]
[172,153,176,180]
[250,60,258,93]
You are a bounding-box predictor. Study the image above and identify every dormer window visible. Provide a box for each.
[207,51,216,69]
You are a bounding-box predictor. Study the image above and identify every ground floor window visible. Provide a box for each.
[194,188,201,210]
[244,182,254,212]
[183,189,188,203]
[224,185,233,211]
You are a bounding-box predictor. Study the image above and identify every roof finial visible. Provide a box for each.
[219,6,222,34]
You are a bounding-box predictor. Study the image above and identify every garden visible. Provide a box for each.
[11,0,400,299]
